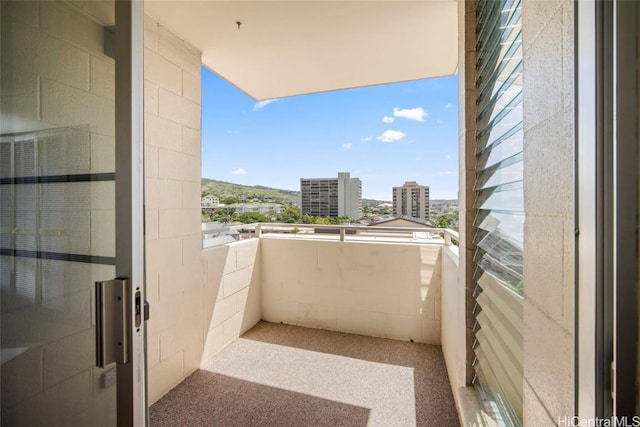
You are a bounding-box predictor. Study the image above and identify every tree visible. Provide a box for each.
[432,212,459,230]
[221,196,241,205]
[237,212,271,224]
[433,216,449,228]
[209,207,236,223]
[300,214,316,224]
[277,204,301,223]
[299,215,351,225]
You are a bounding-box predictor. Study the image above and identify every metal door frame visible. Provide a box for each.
[577,0,638,418]
[115,1,147,425]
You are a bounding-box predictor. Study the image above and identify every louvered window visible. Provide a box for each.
[472,0,524,425]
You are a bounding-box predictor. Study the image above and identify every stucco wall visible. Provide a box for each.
[143,15,204,404]
[260,237,442,344]
[522,0,575,423]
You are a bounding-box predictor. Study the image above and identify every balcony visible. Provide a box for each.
[0,0,594,423]
[149,224,471,426]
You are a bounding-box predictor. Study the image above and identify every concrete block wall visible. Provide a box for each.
[260,238,442,344]
[200,239,262,368]
[521,0,575,423]
[458,0,478,386]
[441,245,466,390]
[143,15,204,404]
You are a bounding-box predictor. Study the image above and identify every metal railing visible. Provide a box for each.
[229,222,459,246]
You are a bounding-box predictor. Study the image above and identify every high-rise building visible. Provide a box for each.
[300,172,362,220]
[392,181,430,220]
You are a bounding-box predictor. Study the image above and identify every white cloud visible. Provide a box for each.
[393,107,427,122]
[437,170,457,176]
[444,102,454,109]
[382,116,395,123]
[232,167,248,176]
[436,119,444,125]
[253,99,281,111]
[342,143,353,150]
[377,130,406,143]
[360,136,373,142]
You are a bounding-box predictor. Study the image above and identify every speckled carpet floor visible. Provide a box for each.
[150,321,459,426]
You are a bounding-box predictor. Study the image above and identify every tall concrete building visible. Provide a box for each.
[300,172,362,220]
[392,181,430,220]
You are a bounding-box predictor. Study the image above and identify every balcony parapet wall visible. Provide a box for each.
[259,235,443,345]
[199,227,461,381]
[201,239,262,368]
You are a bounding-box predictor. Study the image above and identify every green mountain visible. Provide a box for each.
[201,178,456,207]
[201,178,300,204]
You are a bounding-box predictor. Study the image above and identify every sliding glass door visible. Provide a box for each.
[0,1,145,425]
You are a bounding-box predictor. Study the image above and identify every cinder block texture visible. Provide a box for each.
[260,238,443,344]
[200,240,261,368]
[144,14,204,404]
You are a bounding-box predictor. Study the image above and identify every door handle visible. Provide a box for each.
[95,278,130,368]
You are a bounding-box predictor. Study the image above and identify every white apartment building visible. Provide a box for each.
[201,195,220,208]
[392,181,430,220]
[300,172,362,220]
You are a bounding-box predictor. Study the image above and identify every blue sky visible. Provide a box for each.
[201,67,459,201]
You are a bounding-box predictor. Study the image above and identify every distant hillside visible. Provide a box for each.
[200,179,464,207]
[201,178,300,204]
[362,198,391,208]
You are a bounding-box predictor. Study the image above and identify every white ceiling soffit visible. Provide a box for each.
[144,1,458,100]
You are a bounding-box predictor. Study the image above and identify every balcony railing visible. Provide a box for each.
[229,222,459,246]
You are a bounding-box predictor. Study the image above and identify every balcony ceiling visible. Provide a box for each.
[144,0,458,100]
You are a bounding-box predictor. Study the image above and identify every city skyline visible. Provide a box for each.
[201,67,459,200]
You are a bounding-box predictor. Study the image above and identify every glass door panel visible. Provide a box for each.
[1,1,119,425]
